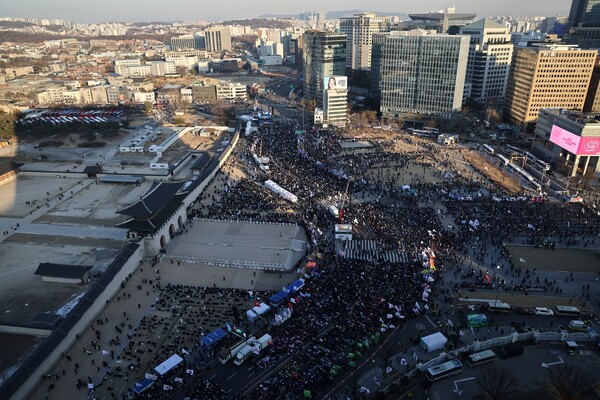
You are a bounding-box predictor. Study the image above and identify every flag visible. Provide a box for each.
[374,376,381,386]
[253,299,261,307]
[519,258,526,263]
[186,369,194,376]
[360,386,370,394]
[163,385,173,391]
[181,348,189,355]
[400,358,407,366]
[386,367,393,373]
[484,273,491,283]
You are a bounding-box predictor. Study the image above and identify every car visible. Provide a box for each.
[515,307,533,315]
[533,307,554,316]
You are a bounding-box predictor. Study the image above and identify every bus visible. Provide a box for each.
[495,154,509,166]
[425,359,463,381]
[482,144,495,155]
[466,350,496,368]
[422,127,439,134]
[525,152,551,171]
[506,145,524,155]
[488,301,511,313]
[555,306,581,317]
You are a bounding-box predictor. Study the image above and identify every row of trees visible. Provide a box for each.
[478,365,595,400]
[0,110,20,140]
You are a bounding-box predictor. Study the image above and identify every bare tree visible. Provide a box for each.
[546,364,595,400]
[477,367,519,400]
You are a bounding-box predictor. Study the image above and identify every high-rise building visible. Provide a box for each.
[302,31,346,105]
[567,0,600,48]
[569,0,600,28]
[205,27,232,53]
[371,30,469,119]
[459,18,513,104]
[339,13,393,71]
[503,44,597,130]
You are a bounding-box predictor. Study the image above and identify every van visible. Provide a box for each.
[568,320,588,332]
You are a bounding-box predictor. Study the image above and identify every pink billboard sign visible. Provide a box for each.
[578,136,600,156]
[550,125,581,154]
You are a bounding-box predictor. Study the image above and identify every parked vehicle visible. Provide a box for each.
[515,307,533,315]
[533,307,554,316]
[568,320,588,332]
[218,336,256,364]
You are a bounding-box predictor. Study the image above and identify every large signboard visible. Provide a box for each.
[578,136,600,156]
[550,125,600,156]
[323,76,348,90]
[550,125,581,154]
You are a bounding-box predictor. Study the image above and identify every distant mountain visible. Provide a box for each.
[259,10,409,20]
[325,10,409,20]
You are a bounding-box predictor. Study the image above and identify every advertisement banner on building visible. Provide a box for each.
[549,125,581,155]
[323,76,348,90]
[577,136,600,156]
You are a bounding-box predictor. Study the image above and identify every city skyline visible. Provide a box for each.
[2,0,570,23]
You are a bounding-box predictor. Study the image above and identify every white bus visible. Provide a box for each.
[488,301,511,313]
[466,350,496,368]
[496,154,509,166]
[482,144,495,155]
[506,145,524,155]
[555,306,580,317]
[425,359,463,382]
[422,127,439,134]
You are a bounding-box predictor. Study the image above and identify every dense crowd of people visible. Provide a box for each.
[115,119,600,399]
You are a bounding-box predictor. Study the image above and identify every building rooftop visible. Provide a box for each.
[34,262,92,279]
[545,108,600,125]
[461,18,505,31]
[409,13,476,22]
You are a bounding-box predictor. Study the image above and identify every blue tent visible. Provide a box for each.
[133,378,154,394]
[269,290,289,306]
[286,279,305,294]
[200,328,227,349]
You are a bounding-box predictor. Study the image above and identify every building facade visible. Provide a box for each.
[372,30,469,119]
[191,81,217,103]
[339,13,392,71]
[459,18,513,104]
[302,31,347,105]
[532,108,600,177]
[205,27,232,53]
[503,44,597,130]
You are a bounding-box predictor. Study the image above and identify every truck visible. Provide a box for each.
[218,336,255,364]
[234,334,272,366]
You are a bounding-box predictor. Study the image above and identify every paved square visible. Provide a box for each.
[166,219,308,271]
[506,245,600,273]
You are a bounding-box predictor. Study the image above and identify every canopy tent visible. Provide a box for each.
[246,302,271,322]
[268,290,289,306]
[420,332,447,353]
[285,279,305,294]
[133,378,155,394]
[154,354,183,376]
[200,328,227,349]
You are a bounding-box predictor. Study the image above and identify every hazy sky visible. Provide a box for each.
[2,0,570,23]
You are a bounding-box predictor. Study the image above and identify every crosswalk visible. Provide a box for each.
[342,240,410,263]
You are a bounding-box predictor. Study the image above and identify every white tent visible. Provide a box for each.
[420,332,447,353]
[246,302,271,322]
[154,354,183,376]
